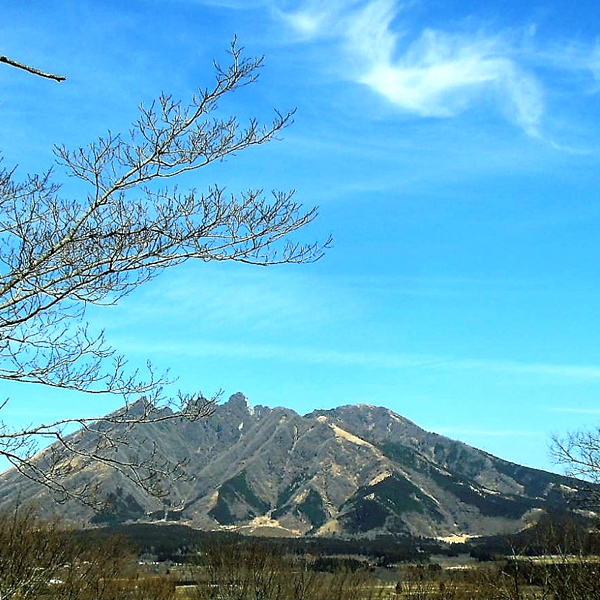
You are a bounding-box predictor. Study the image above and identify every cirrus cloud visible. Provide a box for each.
[280,0,544,137]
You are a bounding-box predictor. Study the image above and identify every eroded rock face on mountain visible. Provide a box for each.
[0,393,591,538]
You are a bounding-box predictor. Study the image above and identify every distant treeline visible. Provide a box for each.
[85,510,600,565]
[84,522,454,563]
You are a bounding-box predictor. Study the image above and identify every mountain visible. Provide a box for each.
[0,393,593,539]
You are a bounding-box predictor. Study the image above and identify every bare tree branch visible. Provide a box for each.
[1,391,219,507]
[550,427,600,511]
[0,39,330,505]
[551,428,600,482]
[0,55,66,82]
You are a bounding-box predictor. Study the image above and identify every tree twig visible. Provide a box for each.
[0,55,66,82]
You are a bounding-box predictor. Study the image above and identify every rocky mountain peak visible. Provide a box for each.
[0,396,594,539]
[225,391,250,410]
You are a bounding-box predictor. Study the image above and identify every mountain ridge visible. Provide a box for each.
[0,393,592,539]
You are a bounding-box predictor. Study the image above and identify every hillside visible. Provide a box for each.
[0,393,592,539]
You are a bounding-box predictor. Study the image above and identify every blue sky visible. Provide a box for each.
[2,0,600,473]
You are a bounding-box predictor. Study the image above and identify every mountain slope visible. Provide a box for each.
[0,393,592,538]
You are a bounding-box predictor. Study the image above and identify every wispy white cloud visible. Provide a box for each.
[174,0,600,143]
[357,27,544,136]
[453,358,600,379]
[590,43,600,88]
[532,39,600,90]
[176,0,271,7]
[91,265,358,336]
[547,407,600,415]
[274,0,364,40]
[277,0,545,137]
[434,427,541,438]
[118,336,600,381]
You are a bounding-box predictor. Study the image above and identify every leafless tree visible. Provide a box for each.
[0,504,72,600]
[0,39,329,505]
[550,427,600,488]
[192,539,378,600]
[0,503,138,600]
[550,426,600,516]
[551,428,600,484]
